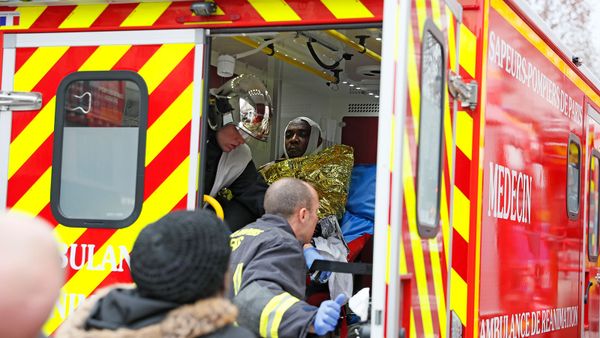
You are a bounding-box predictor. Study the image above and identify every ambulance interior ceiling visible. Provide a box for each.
[210,28,382,165]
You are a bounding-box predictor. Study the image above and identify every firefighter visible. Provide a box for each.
[229,178,347,338]
[205,74,271,231]
[0,212,63,338]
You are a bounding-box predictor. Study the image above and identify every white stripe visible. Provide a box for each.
[187,29,205,210]
[0,44,16,210]
[10,29,201,48]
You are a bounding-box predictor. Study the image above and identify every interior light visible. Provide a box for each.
[349,84,355,87]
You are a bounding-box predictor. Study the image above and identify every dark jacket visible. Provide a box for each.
[228,214,318,338]
[55,285,254,338]
[204,129,267,231]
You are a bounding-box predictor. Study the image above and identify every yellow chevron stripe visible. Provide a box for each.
[386,224,391,284]
[447,7,457,75]
[459,23,477,78]
[410,309,417,338]
[59,4,108,29]
[138,43,194,94]
[400,230,408,274]
[491,0,600,103]
[429,234,446,337]
[415,0,426,38]
[44,157,190,334]
[320,0,373,19]
[248,0,300,22]
[403,132,434,336]
[407,25,420,140]
[450,268,467,324]
[1,6,46,31]
[9,167,51,215]
[456,110,473,160]
[15,46,69,92]
[10,43,134,200]
[145,83,193,165]
[440,176,450,263]
[453,187,470,241]
[78,45,131,71]
[215,5,225,15]
[7,97,55,180]
[120,2,170,27]
[431,0,442,27]
[53,225,86,248]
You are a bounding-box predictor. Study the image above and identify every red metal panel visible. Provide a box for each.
[341,116,378,164]
[478,4,584,337]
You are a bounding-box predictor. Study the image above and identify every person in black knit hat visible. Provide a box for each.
[55,210,254,338]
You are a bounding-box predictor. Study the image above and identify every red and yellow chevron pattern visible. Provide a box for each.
[6,41,196,334]
[0,0,382,32]
[395,1,462,337]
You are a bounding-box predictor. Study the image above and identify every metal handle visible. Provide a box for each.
[67,91,92,114]
[0,91,42,111]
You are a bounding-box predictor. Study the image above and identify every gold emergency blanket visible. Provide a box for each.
[259,144,354,219]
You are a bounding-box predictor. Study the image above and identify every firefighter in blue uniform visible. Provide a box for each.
[228,178,346,337]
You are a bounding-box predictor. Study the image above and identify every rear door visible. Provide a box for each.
[371,0,461,337]
[0,29,204,335]
[584,102,600,337]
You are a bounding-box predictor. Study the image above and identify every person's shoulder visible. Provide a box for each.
[197,324,256,338]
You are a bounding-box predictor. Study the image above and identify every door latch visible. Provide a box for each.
[448,70,478,110]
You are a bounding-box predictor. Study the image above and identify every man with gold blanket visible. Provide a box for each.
[259,117,354,299]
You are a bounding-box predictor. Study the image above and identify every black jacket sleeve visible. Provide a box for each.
[232,236,317,338]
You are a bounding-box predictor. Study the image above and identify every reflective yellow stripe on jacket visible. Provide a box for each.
[259,292,300,338]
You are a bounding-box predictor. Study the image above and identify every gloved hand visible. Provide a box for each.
[311,270,332,284]
[313,294,348,336]
[303,246,323,269]
[304,246,333,283]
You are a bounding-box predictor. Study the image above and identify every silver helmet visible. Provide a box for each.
[208,74,273,141]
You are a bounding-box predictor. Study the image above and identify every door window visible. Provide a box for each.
[51,71,148,228]
[567,134,581,219]
[416,19,446,238]
[589,150,600,261]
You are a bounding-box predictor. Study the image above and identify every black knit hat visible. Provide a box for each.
[130,210,231,304]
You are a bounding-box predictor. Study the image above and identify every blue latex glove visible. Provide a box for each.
[313,294,348,336]
[303,246,323,269]
[304,247,332,283]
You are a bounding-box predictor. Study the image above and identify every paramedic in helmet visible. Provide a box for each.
[204,74,271,231]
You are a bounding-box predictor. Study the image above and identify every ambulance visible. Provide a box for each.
[0,0,599,337]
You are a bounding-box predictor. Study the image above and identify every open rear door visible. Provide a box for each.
[0,29,204,335]
[371,0,461,337]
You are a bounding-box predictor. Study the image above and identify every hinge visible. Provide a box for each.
[448,71,478,110]
[0,91,42,111]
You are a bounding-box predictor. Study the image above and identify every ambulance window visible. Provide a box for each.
[51,71,148,228]
[416,19,445,238]
[589,150,600,261]
[567,134,581,219]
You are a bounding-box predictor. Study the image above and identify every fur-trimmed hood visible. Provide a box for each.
[55,285,239,338]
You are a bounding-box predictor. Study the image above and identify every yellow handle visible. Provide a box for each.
[203,194,224,220]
